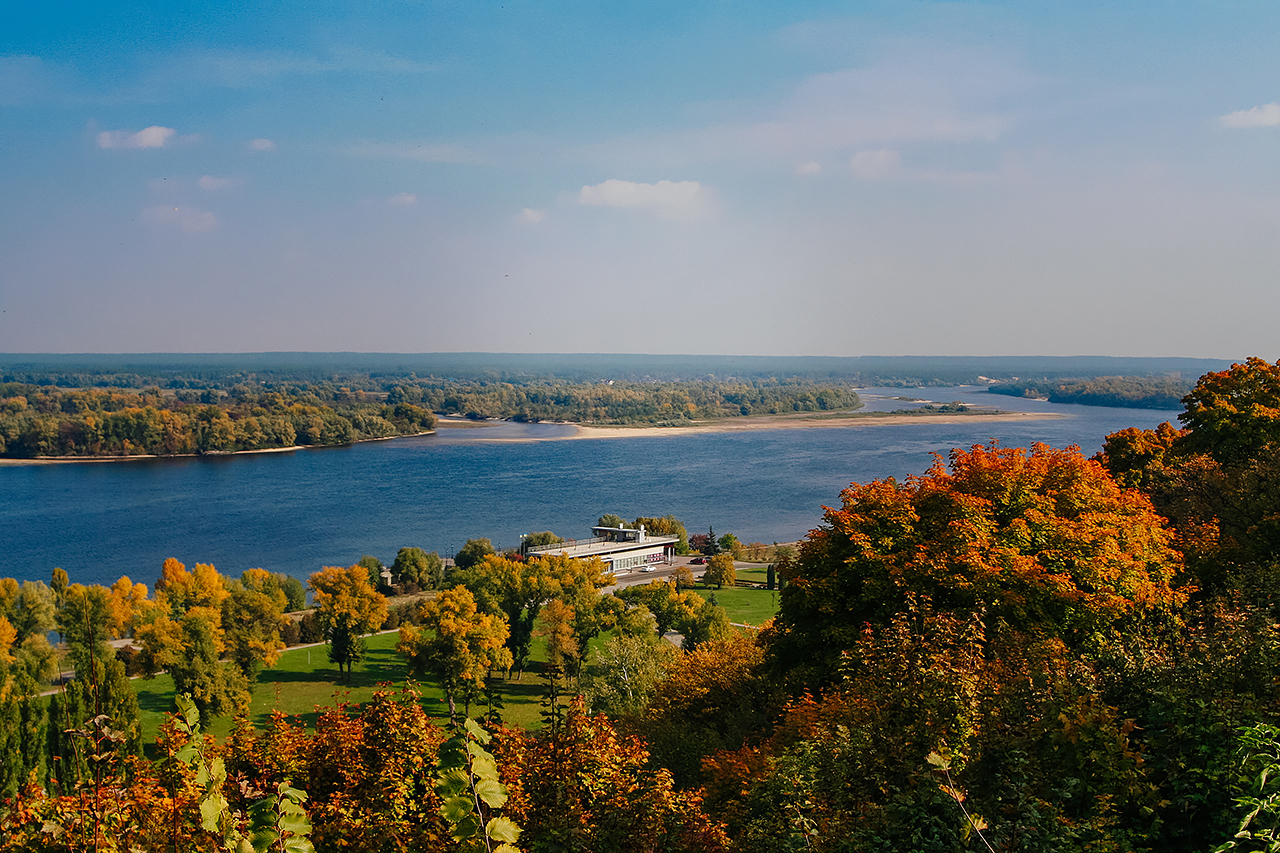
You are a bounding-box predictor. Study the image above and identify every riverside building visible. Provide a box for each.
[524,524,678,574]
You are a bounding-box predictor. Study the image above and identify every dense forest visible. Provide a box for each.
[4,357,1280,852]
[988,375,1193,409]
[0,378,860,458]
[0,383,437,458]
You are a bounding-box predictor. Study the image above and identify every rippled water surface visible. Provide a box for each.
[1,387,1180,586]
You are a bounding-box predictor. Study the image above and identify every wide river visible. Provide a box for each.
[1,387,1181,588]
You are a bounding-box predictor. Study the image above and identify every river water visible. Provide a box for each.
[0,387,1181,588]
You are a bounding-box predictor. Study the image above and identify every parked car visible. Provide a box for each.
[689,557,705,564]
[641,565,656,572]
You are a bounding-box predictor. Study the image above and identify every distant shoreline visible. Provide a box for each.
[0,430,434,466]
[0,411,1066,462]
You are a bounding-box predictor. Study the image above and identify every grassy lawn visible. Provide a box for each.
[135,629,617,746]
[691,584,780,627]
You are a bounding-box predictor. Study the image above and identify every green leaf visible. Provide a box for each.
[200,793,227,832]
[475,778,509,809]
[283,839,316,853]
[278,814,311,836]
[465,717,492,744]
[441,795,475,824]
[470,754,499,780]
[486,816,522,844]
[926,751,950,770]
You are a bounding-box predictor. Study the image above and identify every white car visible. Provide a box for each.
[641,566,656,572]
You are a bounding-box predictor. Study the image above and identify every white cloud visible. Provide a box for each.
[519,208,547,225]
[578,179,710,219]
[794,161,822,176]
[1220,102,1280,128]
[97,125,176,149]
[248,138,276,152]
[850,149,901,179]
[198,175,234,191]
[388,192,416,206]
[143,205,217,233]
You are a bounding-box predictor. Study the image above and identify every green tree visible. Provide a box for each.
[597,514,627,528]
[1179,357,1280,464]
[455,537,496,570]
[392,546,443,589]
[585,633,679,717]
[280,574,307,612]
[310,564,389,681]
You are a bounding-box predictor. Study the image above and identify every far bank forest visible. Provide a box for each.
[6,357,1280,852]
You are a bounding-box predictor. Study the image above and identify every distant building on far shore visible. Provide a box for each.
[525,524,677,574]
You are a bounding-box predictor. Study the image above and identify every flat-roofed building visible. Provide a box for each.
[525,524,677,574]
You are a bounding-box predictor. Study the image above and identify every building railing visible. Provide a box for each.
[526,536,606,553]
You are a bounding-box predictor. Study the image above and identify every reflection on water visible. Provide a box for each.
[1,387,1180,586]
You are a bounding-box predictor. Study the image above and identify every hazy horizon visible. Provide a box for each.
[3,2,1278,359]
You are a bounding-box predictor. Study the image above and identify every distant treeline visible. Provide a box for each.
[0,384,436,458]
[0,353,1232,388]
[987,375,1193,409]
[400,378,861,423]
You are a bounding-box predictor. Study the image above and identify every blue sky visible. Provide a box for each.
[1,1,1277,358]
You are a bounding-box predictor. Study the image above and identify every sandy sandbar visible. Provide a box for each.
[452,409,1062,443]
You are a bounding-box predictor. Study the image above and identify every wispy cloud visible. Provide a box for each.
[794,161,822,176]
[576,46,1026,171]
[388,192,416,206]
[143,205,217,233]
[340,140,487,165]
[519,208,547,225]
[1220,102,1280,128]
[578,179,711,219]
[185,47,435,88]
[248,138,276,152]
[850,149,900,179]
[198,175,235,191]
[97,126,176,149]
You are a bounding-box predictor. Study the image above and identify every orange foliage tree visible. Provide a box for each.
[765,441,1185,688]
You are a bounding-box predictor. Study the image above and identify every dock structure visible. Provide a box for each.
[525,524,678,574]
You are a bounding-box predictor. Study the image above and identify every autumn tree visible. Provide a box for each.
[451,552,609,677]
[535,598,577,673]
[494,699,729,853]
[221,568,288,680]
[397,586,511,723]
[765,441,1185,689]
[703,553,736,589]
[309,564,389,681]
[167,609,250,725]
[616,581,702,638]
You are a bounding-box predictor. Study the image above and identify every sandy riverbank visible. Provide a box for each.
[447,409,1062,443]
[568,410,1060,439]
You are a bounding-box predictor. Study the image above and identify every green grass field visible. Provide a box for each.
[134,628,619,745]
[692,583,780,627]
